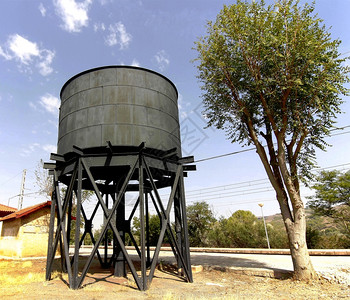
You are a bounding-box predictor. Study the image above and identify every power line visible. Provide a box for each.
[0,170,23,187]
[0,165,36,186]
[195,147,254,163]
[186,178,269,195]
[157,163,350,206]
[329,125,350,131]
[184,163,350,197]
[312,163,350,172]
[186,187,275,203]
[213,198,276,208]
[194,124,350,163]
[327,130,350,137]
[340,50,350,56]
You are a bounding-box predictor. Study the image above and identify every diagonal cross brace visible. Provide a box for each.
[127,196,141,258]
[77,157,143,290]
[142,158,188,265]
[46,177,57,280]
[47,161,78,285]
[148,191,178,261]
[143,159,191,286]
[74,203,104,266]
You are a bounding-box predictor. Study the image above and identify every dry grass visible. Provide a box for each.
[81,285,105,292]
[150,292,240,300]
[0,272,44,285]
[50,270,68,281]
[22,261,33,268]
[0,260,44,286]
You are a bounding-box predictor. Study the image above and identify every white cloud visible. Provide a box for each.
[37,50,55,76]
[178,93,188,119]
[0,93,13,103]
[0,34,55,76]
[29,101,37,110]
[42,144,57,153]
[8,34,40,65]
[39,3,46,17]
[105,22,132,49]
[39,94,60,116]
[131,59,140,67]
[20,143,41,157]
[20,143,57,157]
[54,0,92,33]
[99,0,114,5]
[94,22,106,32]
[154,50,170,71]
[0,46,12,60]
[48,120,59,130]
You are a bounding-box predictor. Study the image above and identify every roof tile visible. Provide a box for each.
[0,201,51,221]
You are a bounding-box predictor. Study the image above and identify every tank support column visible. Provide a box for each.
[114,194,126,277]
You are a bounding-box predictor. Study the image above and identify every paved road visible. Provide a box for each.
[157,251,350,285]
[161,251,349,272]
[75,246,350,273]
[70,247,350,284]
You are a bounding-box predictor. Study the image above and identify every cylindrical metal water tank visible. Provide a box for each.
[58,66,181,156]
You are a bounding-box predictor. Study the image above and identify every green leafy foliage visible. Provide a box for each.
[132,214,170,246]
[306,226,320,249]
[93,225,115,245]
[187,201,216,247]
[308,170,350,216]
[307,170,350,245]
[266,219,289,249]
[212,210,266,248]
[207,210,289,248]
[187,202,289,248]
[194,0,349,182]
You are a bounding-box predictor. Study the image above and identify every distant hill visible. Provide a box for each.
[261,209,337,232]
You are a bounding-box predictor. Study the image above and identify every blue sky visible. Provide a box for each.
[0,0,349,220]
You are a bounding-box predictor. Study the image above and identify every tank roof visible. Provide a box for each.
[60,65,178,99]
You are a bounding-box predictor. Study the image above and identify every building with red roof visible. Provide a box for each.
[0,201,55,258]
[0,204,17,218]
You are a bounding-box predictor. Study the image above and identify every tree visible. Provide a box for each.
[35,160,93,244]
[215,210,266,248]
[264,218,289,249]
[94,225,114,245]
[208,211,289,248]
[307,170,350,243]
[35,159,93,204]
[187,201,216,247]
[194,0,349,280]
[132,214,167,246]
[34,160,53,199]
[306,226,320,249]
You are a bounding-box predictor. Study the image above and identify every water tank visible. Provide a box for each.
[58,66,181,156]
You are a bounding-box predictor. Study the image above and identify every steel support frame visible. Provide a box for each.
[45,146,193,291]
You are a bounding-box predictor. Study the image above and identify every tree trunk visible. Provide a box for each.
[247,123,317,280]
[281,198,317,280]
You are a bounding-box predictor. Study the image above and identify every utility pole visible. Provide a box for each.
[258,203,270,249]
[18,169,27,210]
